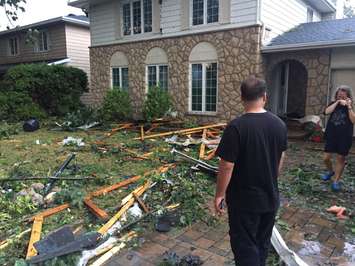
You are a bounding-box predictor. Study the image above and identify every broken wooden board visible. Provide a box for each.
[26,216,43,259]
[28,203,70,222]
[133,123,226,140]
[133,192,149,213]
[98,181,151,235]
[199,129,207,159]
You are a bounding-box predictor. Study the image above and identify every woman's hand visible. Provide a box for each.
[339,99,347,106]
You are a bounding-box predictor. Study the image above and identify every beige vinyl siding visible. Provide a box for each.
[261,0,321,40]
[230,0,258,25]
[161,0,181,34]
[90,1,117,46]
[331,47,355,69]
[65,24,91,81]
[0,24,67,65]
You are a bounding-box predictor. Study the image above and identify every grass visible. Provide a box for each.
[0,123,218,265]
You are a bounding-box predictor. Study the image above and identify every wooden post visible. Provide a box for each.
[140,125,145,141]
[26,216,43,259]
[199,129,207,159]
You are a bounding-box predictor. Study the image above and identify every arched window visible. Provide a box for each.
[145,47,169,91]
[189,42,218,113]
[110,51,129,90]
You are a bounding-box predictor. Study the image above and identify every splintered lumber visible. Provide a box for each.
[133,123,226,140]
[84,198,110,220]
[98,181,151,235]
[199,129,208,159]
[89,175,141,197]
[140,125,145,141]
[133,193,149,213]
[205,148,217,160]
[28,203,70,222]
[89,231,136,266]
[0,228,31,250]
[26,216,43,259]
[103,123,133,138]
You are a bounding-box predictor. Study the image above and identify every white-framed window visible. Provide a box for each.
[8,37,19,56]
[192,0,219,26]
[35,31,49,52]
[122,0,152,36]
[307,8,314,22]
[111,67,129,90]
[146,65,168,91]
[190,62,218,112]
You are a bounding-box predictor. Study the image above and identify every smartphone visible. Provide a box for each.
[219,199,225,210]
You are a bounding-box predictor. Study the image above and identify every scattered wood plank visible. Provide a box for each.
[28,203,70,222]
[98,181,151,235]
[133,192,149,213]
[205,148,217,160]
[133,123,226,140]
[89,175,141,197]
[26,216,43,259]
[0,228,31,250]
[140,125,145,141]
[199,129,207,159]
[84,198,109,220]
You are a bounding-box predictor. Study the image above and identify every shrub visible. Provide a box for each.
[3,64,88,116]
[99,88,132,122]
[0,91,46,121]
[143,85,172,122]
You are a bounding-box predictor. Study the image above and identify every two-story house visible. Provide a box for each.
[0,14,91,82]
[69,0,354,123]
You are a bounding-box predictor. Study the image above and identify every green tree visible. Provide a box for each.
[0,0,26,29]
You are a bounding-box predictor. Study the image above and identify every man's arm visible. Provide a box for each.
[214,159,234,215]
[278,152,286,176]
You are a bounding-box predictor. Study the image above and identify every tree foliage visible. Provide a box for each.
[0,0,26,29]
[344,0,355,18]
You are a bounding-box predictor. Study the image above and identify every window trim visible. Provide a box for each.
[122,0,152,36]
[188,61,218,114]
[190,0,219,27]
[8,36,19,56]
[111,66,129,90]
[145,64,169,93]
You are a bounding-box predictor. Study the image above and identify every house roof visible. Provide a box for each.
[0,14,89,36]
[262,17,355,53]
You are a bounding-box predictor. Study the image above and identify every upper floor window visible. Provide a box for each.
[35,31,49,52]
[192,0,219,26]
[122,0,152,36]
[8,37,19,56]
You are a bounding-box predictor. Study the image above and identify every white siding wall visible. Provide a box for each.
[261,0,321,40]
[161,0,181,34]
[230,0,258,25]
[90,1,117,46]
[65,24,91,81]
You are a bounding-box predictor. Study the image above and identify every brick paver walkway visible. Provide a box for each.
[104,203,353,266]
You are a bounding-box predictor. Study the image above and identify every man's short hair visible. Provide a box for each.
[241,76,267,101]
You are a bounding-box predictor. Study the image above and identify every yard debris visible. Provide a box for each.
[16,188,44,206]
[133,123,226,140]
[326,205,349,219]
[161,251,203,266]
[171,148,218,176]
[61,136,85,147]
[165,135,202,146]
[26,216,43,259]
[43,153,76,196]
[23,118,40,132]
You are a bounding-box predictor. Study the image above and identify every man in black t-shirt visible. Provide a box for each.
[215,76,287,266]
[321,86,355,192]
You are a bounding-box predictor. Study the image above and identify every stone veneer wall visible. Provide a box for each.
[86,26,263,123]
[264,49,331,116]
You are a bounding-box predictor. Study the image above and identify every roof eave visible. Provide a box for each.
[307,0,336,13]
[261,40,355,53]
[68,0,89,9]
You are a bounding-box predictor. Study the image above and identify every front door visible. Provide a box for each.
[269,62,289,116]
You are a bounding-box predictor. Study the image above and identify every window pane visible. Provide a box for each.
[112,68,120,88]
[159,65,168,90]
[207,0,219,23]
[205,63,217,112]
[148,66,157,89]
[123,3,131,35]
[191,64,203,111]
[122,68,129,90]
[143,0,152,33]
[192,0,204,26]
[133,1,142,34]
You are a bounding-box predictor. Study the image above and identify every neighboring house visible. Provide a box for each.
[69,0,346,122]
[0,14,90,82]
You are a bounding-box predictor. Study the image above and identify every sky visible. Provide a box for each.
[0,0,85,31]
